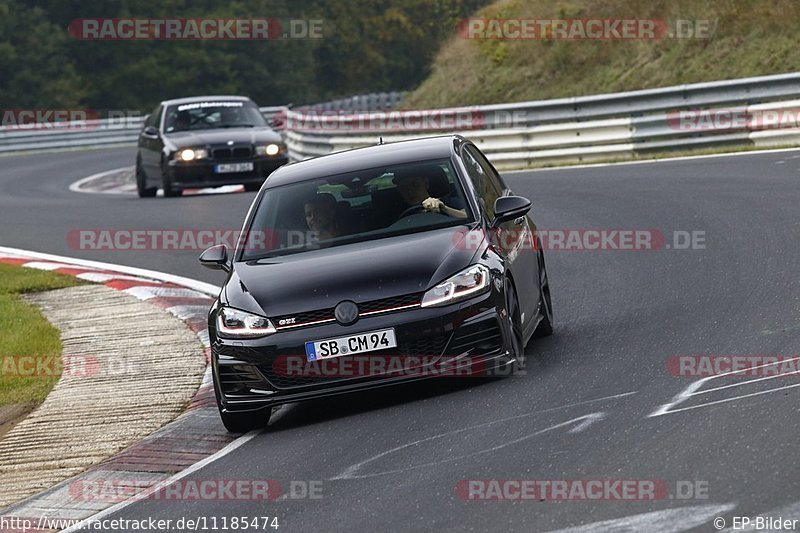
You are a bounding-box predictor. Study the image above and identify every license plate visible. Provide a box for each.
[305,328,397,361]
[214,162,254,173]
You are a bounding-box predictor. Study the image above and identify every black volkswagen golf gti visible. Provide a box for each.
[200,135,553,431]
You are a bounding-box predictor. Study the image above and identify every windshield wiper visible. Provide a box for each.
[216,124,255,128]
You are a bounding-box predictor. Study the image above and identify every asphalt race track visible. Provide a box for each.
[2,147,800,531]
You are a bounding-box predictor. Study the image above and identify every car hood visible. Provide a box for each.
[166,127,281,147]
[224,226,484,317]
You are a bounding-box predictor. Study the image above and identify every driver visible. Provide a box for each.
[392,170,467,219]
[172,111,191,131]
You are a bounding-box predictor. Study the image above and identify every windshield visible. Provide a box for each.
[240,158,473,260]
[164,100,267,133]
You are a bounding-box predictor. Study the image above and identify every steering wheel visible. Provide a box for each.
[398,204,427,218]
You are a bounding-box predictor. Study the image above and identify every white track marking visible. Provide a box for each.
[652,383,800,417]
[724,500,800,531]
[76,272,157,283]
[542,503,736,533]
[649,356,800,417]
[123,286,210,300]
[22,261,100,271]
[333,410,612,480]
[166,304,213,320]
[69,166,247,196]
[68,167,134,194]
[0,246,220,296]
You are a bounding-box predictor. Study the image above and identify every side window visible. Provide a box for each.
[150,105,163,129]
[144,106,157,128]
[462,145,503,218]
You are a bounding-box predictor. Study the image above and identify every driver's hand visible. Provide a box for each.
[422,197,443,213]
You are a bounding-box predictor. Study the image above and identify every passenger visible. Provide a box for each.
[304,193,340,242]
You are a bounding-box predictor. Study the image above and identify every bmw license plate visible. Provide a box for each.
[214,162,254,173]
[305,328,397,361]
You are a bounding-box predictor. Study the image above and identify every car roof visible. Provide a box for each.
[160,95,255,107]
[265,135,467,188]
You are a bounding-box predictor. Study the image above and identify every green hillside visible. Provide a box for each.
[404,0,800,108]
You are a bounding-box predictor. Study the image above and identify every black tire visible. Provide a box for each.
[136,159,157,198]
[161,163,183,197]
[533,247,554,338]
[212,367,267,432]
[505,278,526,372]
[244,181,263,192]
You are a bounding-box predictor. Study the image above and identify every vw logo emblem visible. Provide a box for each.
[334,301,359,326]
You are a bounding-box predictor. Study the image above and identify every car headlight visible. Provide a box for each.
[421,265,491,308]
[217,307,276,338]
[175,148,208,162]
[256,143,282,156]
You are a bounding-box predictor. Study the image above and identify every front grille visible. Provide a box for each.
[446,319,503,357]
[212,146,252,159]
[275,308,334,328]
[360,293,421,314]
[258,334,449,389]
[273,292,423,330]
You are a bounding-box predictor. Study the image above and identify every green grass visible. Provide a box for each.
[404,0,800,109]
[0,263,86,406]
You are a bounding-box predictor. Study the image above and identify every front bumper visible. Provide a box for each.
[211,291,512,414]
[167,155,288,188]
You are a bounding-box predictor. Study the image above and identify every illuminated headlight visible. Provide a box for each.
[175,148,207,162]
[421,265,491,308]
[256,143,282,156]
[217,307,276,338]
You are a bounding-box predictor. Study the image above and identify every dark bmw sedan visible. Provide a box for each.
[199,135,553,432]
[136,96,288,197]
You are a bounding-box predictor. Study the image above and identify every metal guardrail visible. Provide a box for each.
[0,106,287,155]
[299,92,406,112]
[4,75,800,166]
[285,73,800,169]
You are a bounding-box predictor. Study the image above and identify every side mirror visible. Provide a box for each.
[143,126,159,137]
[199,244,230,272]
[491,196,531,227]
